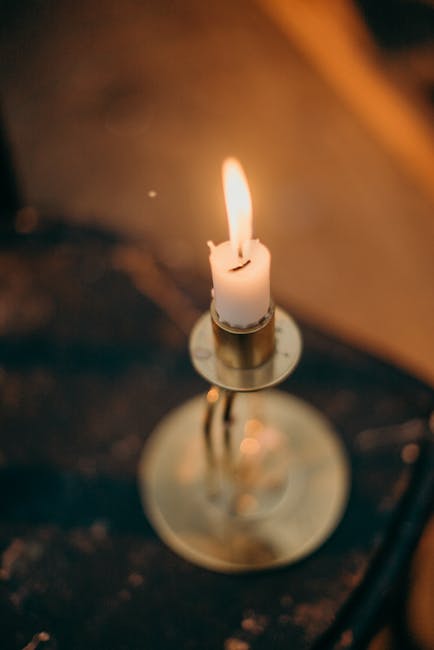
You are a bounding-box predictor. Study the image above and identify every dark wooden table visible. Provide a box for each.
[0,224,432,650]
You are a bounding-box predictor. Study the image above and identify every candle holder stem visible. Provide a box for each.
[203,386,220,498]
[222,390,235,473]
[203,388,238,500]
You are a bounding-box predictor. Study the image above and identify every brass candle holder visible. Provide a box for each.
[139,302,350,573]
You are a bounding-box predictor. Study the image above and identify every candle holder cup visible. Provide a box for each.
[139,303,350,573]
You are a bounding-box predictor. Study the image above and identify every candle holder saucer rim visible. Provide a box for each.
[189,306,302,392]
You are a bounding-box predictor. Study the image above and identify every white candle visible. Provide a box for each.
[208,158,271,328]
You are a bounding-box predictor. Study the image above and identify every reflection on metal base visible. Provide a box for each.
[139,391,350,574]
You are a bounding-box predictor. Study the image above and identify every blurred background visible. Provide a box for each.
[0,0,433,648]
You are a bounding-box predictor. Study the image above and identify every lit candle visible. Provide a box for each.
[208,158,271,328]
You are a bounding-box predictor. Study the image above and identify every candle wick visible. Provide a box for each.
[230,259,251,272]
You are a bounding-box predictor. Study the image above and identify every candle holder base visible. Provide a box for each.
[139,391,349,574]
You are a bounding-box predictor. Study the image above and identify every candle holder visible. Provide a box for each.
[139,303,350,573]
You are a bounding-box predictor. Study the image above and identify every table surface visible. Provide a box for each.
[0,225,432,650]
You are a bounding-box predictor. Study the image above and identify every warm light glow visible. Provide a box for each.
[206,387,219,404]
[240,437,261,456]
[244,418,263,437]
[222,157,252,258]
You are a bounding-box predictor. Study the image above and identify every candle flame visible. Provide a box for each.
[222,157,252,258]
